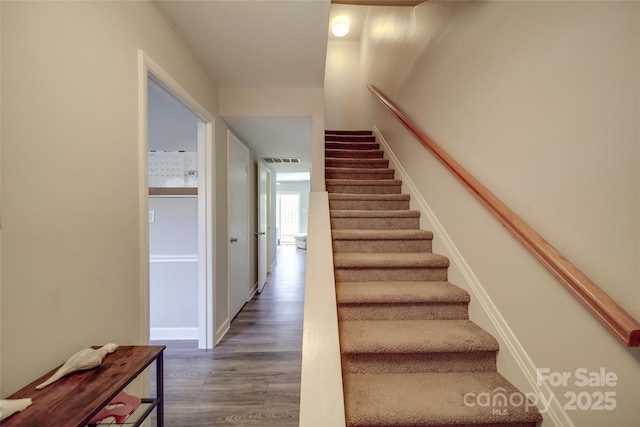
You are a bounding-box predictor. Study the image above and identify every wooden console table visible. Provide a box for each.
[3,345,165,427]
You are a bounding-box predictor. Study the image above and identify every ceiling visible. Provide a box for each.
[153,0,331,88]
[222,115,312,174]
[151,1,399,179]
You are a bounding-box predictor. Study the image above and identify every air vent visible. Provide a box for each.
[263,157,301,164]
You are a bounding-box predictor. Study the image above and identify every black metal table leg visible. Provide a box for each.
[156,352,164,427]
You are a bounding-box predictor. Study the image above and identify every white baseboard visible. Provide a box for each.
[149,254,198,263]
[150,327,198,340]
[248,282,258,300]
[374,126,572,427]
[215,319,230,345]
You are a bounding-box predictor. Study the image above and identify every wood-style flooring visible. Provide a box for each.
[152,245,305,426]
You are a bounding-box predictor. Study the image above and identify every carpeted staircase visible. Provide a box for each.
[325,130,543,427]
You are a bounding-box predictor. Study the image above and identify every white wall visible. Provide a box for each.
[0,1,224,395]
[148,81,198,152]
[324,40,366,130]
[219,88,325,191]
[148,197,198,337]
[356,2,639,426]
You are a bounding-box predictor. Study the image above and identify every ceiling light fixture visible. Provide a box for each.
[331,16,350,37]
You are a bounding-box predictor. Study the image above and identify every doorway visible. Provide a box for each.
[147,80,200,344]
[277,192,301,245]
[139,51,215,349]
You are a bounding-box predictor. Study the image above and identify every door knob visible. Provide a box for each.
[229,237,239,243]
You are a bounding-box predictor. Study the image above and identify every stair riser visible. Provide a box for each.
[332,239,432,253]
[341,351,497,374]
[325,159,390,168]
[338,303,469,321]
[327,184,401,194]
[335,267,448,282]
[326,170,396,180]
[325,142,380,151]
[325,149,384,159]
[326,135,377,142]
[326,130,373,136]
[331,217,420,230]
[329,200,410,210]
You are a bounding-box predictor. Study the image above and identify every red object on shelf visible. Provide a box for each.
[109,390,142,410]
[87,404,133,424]
[87,390,142,424]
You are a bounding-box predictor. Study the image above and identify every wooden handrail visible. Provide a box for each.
[368,84,640,347]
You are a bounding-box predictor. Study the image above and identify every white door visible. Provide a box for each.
[227,132,250,320]
[257,161,268,292]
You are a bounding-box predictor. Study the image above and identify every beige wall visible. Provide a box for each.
[324,40,366,130]
[357,2,639,426]
[0,1,228,395]
[219,88,325,191]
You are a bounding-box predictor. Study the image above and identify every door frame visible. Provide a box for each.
[226,130,251,317]
[257,160,268,292]
[138,50,215,349]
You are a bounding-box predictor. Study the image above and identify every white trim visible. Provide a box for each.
[149,194,198,199]
[201,121,215,350]
[137,51,151,346]
[374,126,572,427]
[299,192,346,427]
[149,255,199,263]
[215,320,230,345]
[138,50,216,350]
[248,282,258,301]
[150,327,198,341]
[257,160,268,293]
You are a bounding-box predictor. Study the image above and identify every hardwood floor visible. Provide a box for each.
[152,245,306,426]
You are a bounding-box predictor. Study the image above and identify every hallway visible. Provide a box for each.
[153,245,305,426]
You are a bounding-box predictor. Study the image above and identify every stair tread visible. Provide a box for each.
[343,371,543,426]
[336,281,469,304]
[325,149,384,158]
[326,167,395,174]
[340,319,499,353]
[326,157,388,164]
[325,142,380,150]
[329,193,410,201]
[334,252,449,268]
[330,210,419,218]
[332,229,433,240]
[327,179,401,186]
